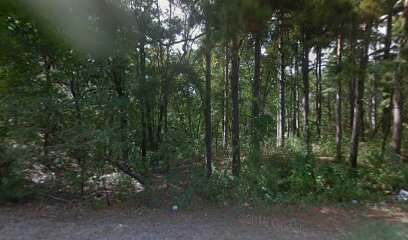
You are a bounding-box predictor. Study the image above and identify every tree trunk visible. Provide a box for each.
[336,35,343,160]
[290,59,297,136]
[370,28,378,135]
[350,23,371,168]
[252,33,262,163]
[42,57,52,168]
[204,24,212,178]
[69,78,86,197]
[360,86,366,140]
[349,38,357,133]
[381,7,394,153]
[293,51,300,137]
[392,76,403,158]
[315,46,322,140]
[302,34,310,150]
[231,35,240,176]
[222,45,229,149]
[277,27,285,147]
[112,62,129,165]
[140,43,147,165]
[350,80,360,168]
[392,0,408,158]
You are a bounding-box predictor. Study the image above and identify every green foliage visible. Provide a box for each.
[358,152,408,193]
[0,172,32,202]
[285,154,316,196]
[193,143,408,206]
[199,169,234,204]
[316,160,365,201]
[0,0,407,207]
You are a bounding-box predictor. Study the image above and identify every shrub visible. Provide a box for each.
[0,172,32,202]
[316,160,366,201]
[358,152,408,194]
[199,169,234,205]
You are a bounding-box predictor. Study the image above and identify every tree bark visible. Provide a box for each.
[381,6,394,153]
[370,28,378,135]
[204,24,212,178]
[222,45,229,149]
[140,43,147,165]
[302,33,310,150]
[350,23,371,168]
[277,27,285,147]
[315,46,322,140]
[293,50,300,137]
[392,0,408,158]
[111,59,129,162]
[336,35,343,161]
[231,35,240,176]
[69,78,86,197]
[251,33,262,164]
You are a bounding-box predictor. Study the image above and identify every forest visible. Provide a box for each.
[0,0,408,210]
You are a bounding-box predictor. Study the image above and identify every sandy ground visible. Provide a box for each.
[1,202,407,240]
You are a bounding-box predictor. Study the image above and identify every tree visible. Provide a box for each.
[392,0,408,159]
[230,34,241,176]
[277,15,286,148]
[336,35,343,161]
[204,1,213,177]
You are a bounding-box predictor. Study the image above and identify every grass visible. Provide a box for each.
[342,221,408,240]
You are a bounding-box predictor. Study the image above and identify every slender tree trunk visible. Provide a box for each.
[302,34,310,150]
[315,46,322,140]
[222,45,229,149]
[290,59,297,136]
[350,80,360,167]
[69,78,86,197]
[292,53,299,137]
[231,35,240,176]
[392,0,408,158]
[370,30,378,135]
[277,27,285,147]
[204,24,212,178]
[140,43,147,165]
[336,35,343,160]
[287,63,293,135]
[156,73,170,153]
[252,33,262,164]
[112,64,129,164]
[382,7,394,153]
[392,75,403,158]
[360,85,366,140]
[350,23,371,168]
[349,38,357,133]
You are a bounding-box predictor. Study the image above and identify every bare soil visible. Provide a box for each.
[1,202,407,240]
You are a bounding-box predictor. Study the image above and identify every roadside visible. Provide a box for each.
[1,202,407,240]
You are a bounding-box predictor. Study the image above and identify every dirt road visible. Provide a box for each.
[1,203,406,240]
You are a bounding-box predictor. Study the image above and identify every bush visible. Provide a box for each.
[0,148,32,202]
[233,163,279,204]
[316,160,366,201]
[284,153,316,196]
[200,169,234,205]
[0,172,32,202]
[358,152,408,194]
